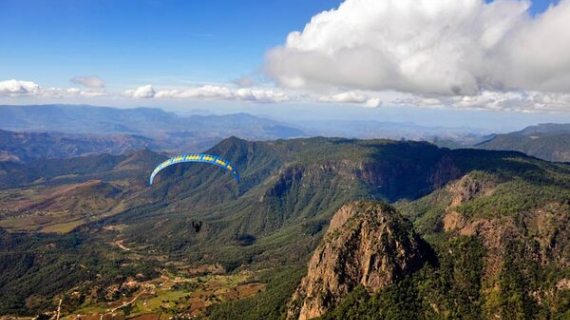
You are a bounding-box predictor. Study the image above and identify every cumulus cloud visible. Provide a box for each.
[0,79,106,99]
[0,79,40,96]
[233,88,289,102]
[317,91,383,108]
[450,90,570,112]
[266,0,570,96]
[313,88,570,112]
[124,85,156,99]
[348,89,570,113]
[70,76,105,88]
[126,84,289,103]
[318,91,368,104]
[365,98,382,108]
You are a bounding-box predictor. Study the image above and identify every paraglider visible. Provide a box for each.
[149,153,240,185]
[149,153,238,236]
[191,221,203,233]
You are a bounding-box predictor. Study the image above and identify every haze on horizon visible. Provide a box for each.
[1,0,570,131]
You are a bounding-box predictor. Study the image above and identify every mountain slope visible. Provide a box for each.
[299,120,487,144]
[476,123,570,162]
[0,129,153,162]
[104,138,570,320]
[399,170,570,318]
[315,170,570,319]
[0,104,176,134]
[518,123,570,135]
[287,201,429,320]
[1,137,570,318]
[0,105,305,149]
[111,138,467,270]
[0,149,165,233]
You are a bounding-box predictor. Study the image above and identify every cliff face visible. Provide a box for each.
[287,201,427,320]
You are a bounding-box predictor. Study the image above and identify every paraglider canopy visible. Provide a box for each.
[149,153,240,185]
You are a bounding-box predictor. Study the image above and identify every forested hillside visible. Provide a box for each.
[0,137,568,319]
[477,123,570,162]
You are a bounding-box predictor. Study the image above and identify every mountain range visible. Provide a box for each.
[1,105,570,318]
[0,104,306,154]
[7,104,570,165]
[298,120,487,144]
[0,136,569,319]
[0,129,154,162]
[0,104,492,154]
[476,123,570,162]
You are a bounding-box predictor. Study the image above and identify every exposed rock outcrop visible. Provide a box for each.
[287,201,428,320]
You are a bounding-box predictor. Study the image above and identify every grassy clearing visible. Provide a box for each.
[40,219,87,233]
[69,272,263,319]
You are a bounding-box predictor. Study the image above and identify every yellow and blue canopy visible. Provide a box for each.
[149,153,240,185]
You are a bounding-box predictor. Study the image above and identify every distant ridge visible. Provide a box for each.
[0,104,176,134]
[0,129,153,162]
[0,104,304,137]
[476,123,570,162]
[0,104,306,154]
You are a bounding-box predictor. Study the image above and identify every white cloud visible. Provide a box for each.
[0,80,40,96]
[312,88,570,112]
[0,80,289,104]
[155,85,232,99]
[124,85,156,99]
[128,84,290,103]
[42,87,106,98]
[365,98,382,108]
[495,0,570,92]
[318,91,368,104]
[70,76,105,88]
[0,79,106,99]
[317,91,384,108]
[234,88,289,102]
[266,0,570,96]
[4,78,570,114]
[450,90,570,112]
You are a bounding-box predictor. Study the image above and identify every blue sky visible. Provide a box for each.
[0,0,558,87]
[1,0,569,130]
[0,0,343,88]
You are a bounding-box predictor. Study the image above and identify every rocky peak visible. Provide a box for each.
[287,201,428,320]
[448,173,497,207]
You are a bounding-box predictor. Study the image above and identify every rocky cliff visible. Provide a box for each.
[287,201,428,320]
